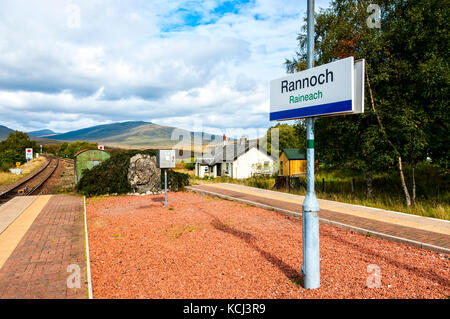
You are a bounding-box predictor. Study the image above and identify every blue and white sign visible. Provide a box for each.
[25,148,33,160]
[270,57,364,121]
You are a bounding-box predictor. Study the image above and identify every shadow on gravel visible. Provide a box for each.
[324,229,450,288]
[150,196,165,204]
[205,212,304,286]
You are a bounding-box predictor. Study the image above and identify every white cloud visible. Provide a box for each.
[0,0,331,136]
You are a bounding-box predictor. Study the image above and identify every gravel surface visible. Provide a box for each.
[86,192,449,299]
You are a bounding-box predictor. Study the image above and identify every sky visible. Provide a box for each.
[0,0,331,139]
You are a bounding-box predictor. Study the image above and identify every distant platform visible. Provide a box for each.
[187,183,450,254]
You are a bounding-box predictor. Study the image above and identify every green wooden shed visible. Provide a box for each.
[74,149,110,184]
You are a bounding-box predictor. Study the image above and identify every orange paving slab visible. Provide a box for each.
[0,195,52,269]
[0,195,87,299]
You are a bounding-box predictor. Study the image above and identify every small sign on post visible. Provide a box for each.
[25,148,33,166]
[25,148,33,160]
[98,145,104,150]
[156,150,176,207]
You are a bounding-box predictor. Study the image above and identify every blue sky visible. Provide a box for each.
[0,0,331,139]
[162,0,254,30]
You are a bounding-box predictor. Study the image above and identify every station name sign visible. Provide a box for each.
[270,57,364,121]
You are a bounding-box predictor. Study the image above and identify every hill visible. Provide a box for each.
[0,125,14,140]
[47,121,149,141]
[27,129,58,137]
[44,121,224,149]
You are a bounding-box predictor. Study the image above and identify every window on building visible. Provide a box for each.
[280,161,283,175]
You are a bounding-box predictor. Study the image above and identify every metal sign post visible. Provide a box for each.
[156,150,176,208]
[301,0,320,290]
[269,0,364,291]
[25,148,33,167]
[164,169,168,207]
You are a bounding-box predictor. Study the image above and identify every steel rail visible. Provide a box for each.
[28,158,59,196]
[0,157,51,197]
[0,157,59,204]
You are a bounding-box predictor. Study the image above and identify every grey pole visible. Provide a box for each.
[164,169,168,207]
[301,0,320,289]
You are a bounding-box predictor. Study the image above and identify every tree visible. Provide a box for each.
[286,0,394,198]
[58,141,98,158]
[284,0,449,204]
[0,131,37,171]
[265,123,303,156]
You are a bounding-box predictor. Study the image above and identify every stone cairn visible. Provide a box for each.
[128,154,162,194]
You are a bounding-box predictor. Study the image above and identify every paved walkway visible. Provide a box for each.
[0,195,87,299]
[187,183,450,254]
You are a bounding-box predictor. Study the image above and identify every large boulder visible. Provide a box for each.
[128,154,161,193]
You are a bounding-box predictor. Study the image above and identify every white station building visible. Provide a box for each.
[194,137,276,179]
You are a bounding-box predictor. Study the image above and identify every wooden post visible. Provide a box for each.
[351,178,355,200]
[436,184,440,206]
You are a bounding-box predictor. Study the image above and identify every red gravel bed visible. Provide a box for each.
[86,192,449,299]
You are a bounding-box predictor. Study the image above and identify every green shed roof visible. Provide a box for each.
[282,149,306,160]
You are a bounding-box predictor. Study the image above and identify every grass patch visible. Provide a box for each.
[165,224,204,239]
[291,277,303,286]
[86,196,108,204]
[0,157,47,186]
[89,216,111,230]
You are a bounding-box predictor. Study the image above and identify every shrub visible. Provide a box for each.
[0,150,24,172]
[161,169,190,191]
[247,175,273,189]
[183,160,195,170]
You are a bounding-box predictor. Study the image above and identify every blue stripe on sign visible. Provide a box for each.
[270,100,352,121]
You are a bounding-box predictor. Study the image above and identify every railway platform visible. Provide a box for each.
[187,183,450,254]
[0,195,87,299]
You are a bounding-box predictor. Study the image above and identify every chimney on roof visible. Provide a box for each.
[223,134,227,146]
[240,135,247,145]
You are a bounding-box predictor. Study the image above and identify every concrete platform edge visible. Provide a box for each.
[83,196,93,299]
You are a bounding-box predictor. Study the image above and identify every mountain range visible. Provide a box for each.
[1,121,225,149]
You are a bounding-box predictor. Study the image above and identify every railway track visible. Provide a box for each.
[0,157,60,205]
